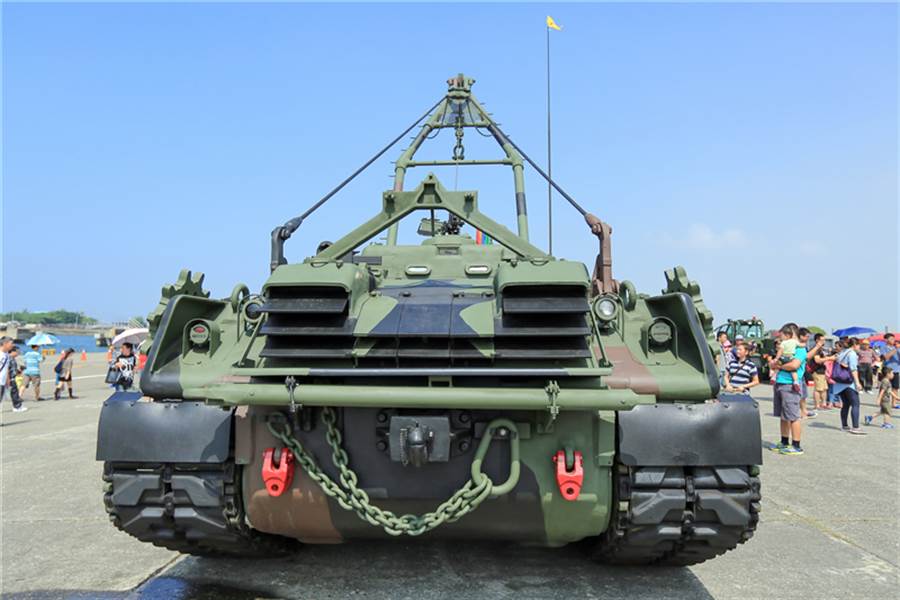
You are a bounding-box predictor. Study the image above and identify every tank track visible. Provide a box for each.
[593,465,760,566]
[102,461,294,557]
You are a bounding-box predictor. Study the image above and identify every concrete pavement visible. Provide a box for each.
[1,355,897,599]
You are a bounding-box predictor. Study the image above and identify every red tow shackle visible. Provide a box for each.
[553,450,584,501]
[262,447,295,497]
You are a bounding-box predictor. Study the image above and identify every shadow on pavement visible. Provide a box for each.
[808,421,845,431]
[164,540,714,600]
[7,541,714,599]
[2,578,262,600]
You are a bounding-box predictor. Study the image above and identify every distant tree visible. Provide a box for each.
[0,309,97,325]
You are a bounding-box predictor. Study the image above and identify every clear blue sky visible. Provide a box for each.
[2,2,897,331]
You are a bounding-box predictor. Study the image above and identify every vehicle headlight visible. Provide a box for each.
[594,296,618,321]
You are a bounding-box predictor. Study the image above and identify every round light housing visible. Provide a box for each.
[189,323,210,346]
[594,297,618,321]
[649,320,673,345]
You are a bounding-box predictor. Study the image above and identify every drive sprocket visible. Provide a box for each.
[144,269,210,350]
[663,266,714,339]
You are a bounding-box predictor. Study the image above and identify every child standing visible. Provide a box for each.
[865,367,897,429]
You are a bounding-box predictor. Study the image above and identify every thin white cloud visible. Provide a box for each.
[796,240,827,257]
[661,223,749,250]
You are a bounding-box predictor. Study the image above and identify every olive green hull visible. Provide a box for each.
[236,407,613,546]
[97,396,761,553]
[97,73,764,564]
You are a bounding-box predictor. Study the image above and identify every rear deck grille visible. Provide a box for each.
[258,283,591,366]
[259,287,355,361]
[494,285,591,360]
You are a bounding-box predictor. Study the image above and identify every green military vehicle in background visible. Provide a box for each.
[96,74,762,565]
[715,318,775,381]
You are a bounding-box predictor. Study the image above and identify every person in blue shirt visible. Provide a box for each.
[833,337,865,434]
[22,345,43,402]
[880,334,900,392]
[769,323,805,455]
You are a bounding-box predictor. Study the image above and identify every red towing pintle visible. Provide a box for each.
[553,450,584,501]
[262,447,295,497]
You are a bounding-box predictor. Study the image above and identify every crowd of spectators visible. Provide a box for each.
[718,327,899,456]
[0,338,81,412]
[1,339,140,414]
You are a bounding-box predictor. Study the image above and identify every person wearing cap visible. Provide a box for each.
[857,340,875,393]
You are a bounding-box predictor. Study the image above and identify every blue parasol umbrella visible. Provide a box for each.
[832,326,877,337]
[24,332,61,346]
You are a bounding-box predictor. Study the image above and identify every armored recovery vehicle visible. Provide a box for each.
[97,74,762,565]
[715,318,774,381]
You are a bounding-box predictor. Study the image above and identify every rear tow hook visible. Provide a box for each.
[553,449,584,501]
[262,447,295,497]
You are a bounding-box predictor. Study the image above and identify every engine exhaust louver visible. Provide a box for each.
[494,285,591,360]
[257,283,592,367]
[259,286,356,360]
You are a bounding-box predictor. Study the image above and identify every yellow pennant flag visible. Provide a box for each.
[546,15,562,31]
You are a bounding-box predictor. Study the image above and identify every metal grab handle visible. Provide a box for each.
[470,418,521,497]
[229,283,250,312]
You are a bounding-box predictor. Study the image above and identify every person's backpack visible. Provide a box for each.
[54,359,63,375]
[832,350,853,384]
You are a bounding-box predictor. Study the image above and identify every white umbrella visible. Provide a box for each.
[25,332,61,346]
[111,327,149,347]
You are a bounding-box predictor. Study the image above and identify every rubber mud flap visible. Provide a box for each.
[96,396,233,463]
[618,399,762,466]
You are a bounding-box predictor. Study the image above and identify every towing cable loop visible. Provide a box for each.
[266,408,520,537]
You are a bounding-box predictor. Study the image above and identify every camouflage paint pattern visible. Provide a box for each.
[137,74,728,546]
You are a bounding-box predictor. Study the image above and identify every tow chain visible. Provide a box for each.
[266,408,520,537]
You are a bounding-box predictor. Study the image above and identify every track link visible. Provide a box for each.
[102,461,294,557]
[593,465,760,566]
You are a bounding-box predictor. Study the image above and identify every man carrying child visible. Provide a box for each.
[770,323,806,455]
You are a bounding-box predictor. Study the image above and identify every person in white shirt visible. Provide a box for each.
[0,336,15,410]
